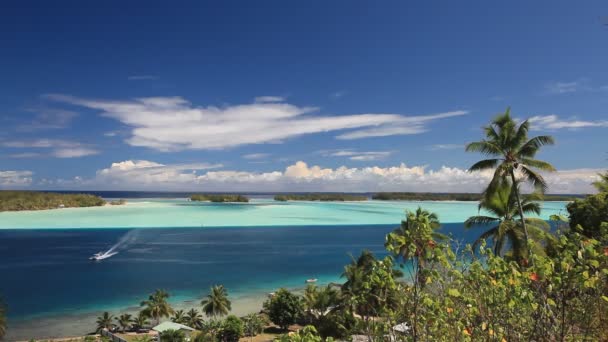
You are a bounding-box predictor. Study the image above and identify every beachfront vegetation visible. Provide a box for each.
[0,191,106,211]
[185,309,204,329]
[264,288,305,331]
[140,290,174,325]
[242,313,267,338]
[160,329,185,342]
[96,312,115,333]
[190,194,249,203]
[464,181,555,260]
[201,285,232,318]
[274,194,367,201]
[218,315,243,342]
[466,107,555,262]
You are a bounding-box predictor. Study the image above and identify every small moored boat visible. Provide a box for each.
[305,278,318,283]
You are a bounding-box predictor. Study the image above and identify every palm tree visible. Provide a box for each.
[593,171,608,192]
[140,289,174,325]
[131,312,150,332]
[115,313,133,333]
[160,328,186,342]
[96,312,115,333]
[465,181,553,260]
[0,298,6,340]
[385,207,446,269]
[466,107,555,259]
[171,309,186,324]
[185,308,203,329]
[201,285,231,318]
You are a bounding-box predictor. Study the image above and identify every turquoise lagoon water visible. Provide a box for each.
[0,198,568,229]
[0,199,569,339]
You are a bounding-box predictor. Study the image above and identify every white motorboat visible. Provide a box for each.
[89,251,118,261]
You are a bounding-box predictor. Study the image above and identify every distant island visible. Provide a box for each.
[372,192,580,201]
[0,191,108,212]
[190,194,249,202]
[274,194,368,201]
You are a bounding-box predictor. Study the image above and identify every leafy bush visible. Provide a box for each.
[263,289,304,330]
[218,315,243,342]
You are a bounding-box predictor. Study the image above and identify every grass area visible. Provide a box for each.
[190,194,250,202]
[0,191,106,212]
[274,194,368,201]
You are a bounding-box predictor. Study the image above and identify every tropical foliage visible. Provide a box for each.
[263,288,304,330]
[218,315,243,342]
[274,194,367,201]
[466,107,555,260]
[95,312,115,332]
[159,329,186,342]
[115,313,132,333]
[140,289,174,325]
[0,191,106,211]
[465,181,554,260]
[201,285,231,318]
[592,170,608,192]
[190,194,249,203]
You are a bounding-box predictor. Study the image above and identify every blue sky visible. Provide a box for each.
[1,1,607,192]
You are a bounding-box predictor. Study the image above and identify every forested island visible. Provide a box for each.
[0,191,107,212]
[372,192,580,201]
[190,194,249,202]
[274,194,368,201]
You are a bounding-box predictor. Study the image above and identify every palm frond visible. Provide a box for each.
[465,141,503,156]
[464,215,499,228]
[519,165,548,193]
[518,136,555,157]
[520,158,556,172]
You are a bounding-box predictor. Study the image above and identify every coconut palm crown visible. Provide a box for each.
[201,285,231,318]
[466,107,555,260]
[465,180,553,260]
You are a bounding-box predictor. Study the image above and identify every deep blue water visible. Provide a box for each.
[0,223,476,322]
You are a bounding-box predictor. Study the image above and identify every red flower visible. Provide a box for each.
[529,273,539,282]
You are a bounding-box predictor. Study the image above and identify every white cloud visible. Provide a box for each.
[95,160,223,186]
[330,91,347,99]
[336,111,468,140]
[545,81,583,94]
[48,159,602,194]
[243,153,270,160]
[321,149,392,161]
[529,115,608,130]
[254,96,285,103]
[8,152,43,158]
[2,139,100,158]
[17,107,78,131]
[429,144,463,150]
[128,75,158,81]
[0,170,33,187]
[44,94,466,151]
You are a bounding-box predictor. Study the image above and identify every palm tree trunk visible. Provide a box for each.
[510,169,533,264]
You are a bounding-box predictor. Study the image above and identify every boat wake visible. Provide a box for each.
[89,230,140,261]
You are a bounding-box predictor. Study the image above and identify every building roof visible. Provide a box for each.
[152,321,196,332]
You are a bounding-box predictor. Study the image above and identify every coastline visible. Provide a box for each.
[5,283,323,341]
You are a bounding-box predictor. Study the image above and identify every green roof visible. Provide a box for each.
[152,321,196,332]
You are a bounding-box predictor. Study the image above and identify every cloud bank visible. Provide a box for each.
[2,139,99,158]
[41,160,602,194]
[44,94,467,151]
[530,115,608,130]
[0,171,33,187]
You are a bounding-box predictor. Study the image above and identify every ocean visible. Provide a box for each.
[0,196,568,339]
